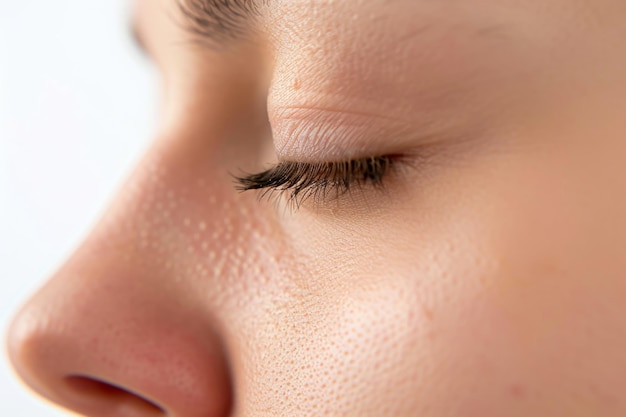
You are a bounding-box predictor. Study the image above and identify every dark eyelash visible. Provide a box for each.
[235,156,394,206]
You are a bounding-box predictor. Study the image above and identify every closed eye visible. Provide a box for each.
[235,156,395,207]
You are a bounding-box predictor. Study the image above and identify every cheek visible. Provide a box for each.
[413,141,626,415]
[240,272,440,415]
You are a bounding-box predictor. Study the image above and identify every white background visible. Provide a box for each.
[0,1,158,414]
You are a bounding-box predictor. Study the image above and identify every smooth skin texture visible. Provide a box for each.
[6,0,626,415]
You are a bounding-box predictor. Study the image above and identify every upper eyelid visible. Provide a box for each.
[176,0,265,44]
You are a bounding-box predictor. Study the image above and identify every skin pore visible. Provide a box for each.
[6,0,626,416]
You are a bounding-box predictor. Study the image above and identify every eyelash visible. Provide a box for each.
[235,156,395,207]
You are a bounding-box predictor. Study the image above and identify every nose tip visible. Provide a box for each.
[7,316,164,417]
[6,278,233,417]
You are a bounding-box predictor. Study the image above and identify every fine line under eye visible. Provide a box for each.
[234,156,394,205]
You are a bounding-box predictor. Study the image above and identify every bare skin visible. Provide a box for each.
[7,0,626,416]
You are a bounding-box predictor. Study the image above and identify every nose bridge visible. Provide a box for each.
[5,141,252,417]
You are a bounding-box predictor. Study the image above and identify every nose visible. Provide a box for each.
[6,181,234,417]
[6,258,233,417]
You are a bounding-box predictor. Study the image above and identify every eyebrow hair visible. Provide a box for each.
[176,0,264,44]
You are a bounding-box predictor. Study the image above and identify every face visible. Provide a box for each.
[7,0,626,415]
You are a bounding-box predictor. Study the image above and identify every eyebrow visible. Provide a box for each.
[130,0,264,56]
[176,0,264,44]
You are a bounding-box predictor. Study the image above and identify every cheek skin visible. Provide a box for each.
[437,139,626,414]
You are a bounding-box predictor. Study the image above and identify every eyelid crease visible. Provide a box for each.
[176,0,265,43]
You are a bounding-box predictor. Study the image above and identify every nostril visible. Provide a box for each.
[65,375,166,416]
